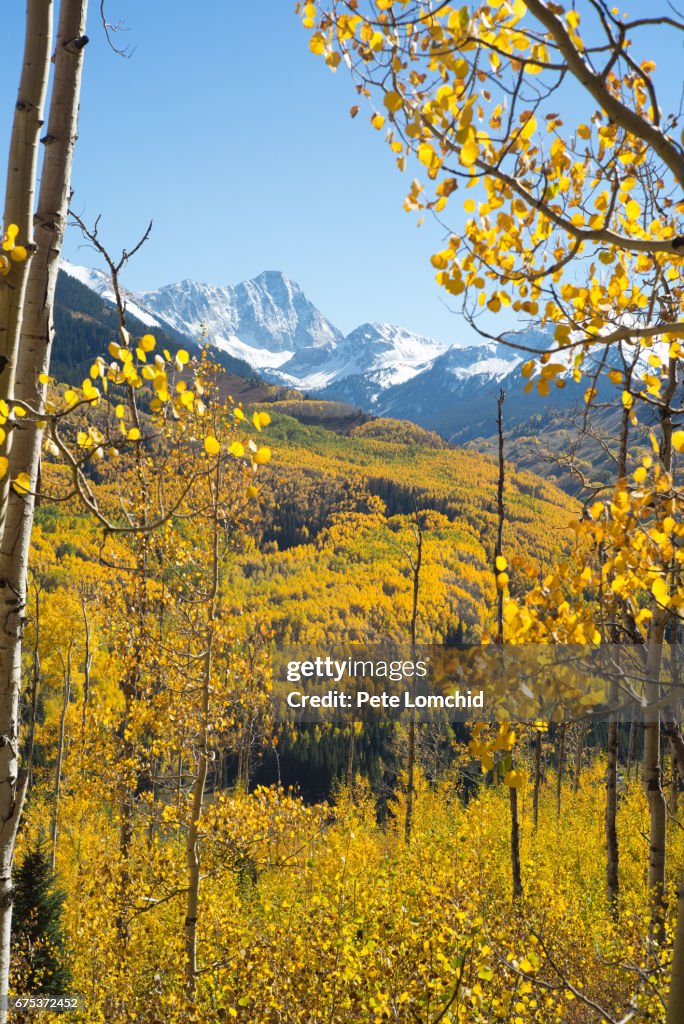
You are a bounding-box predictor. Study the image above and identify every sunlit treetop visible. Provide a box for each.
[300,0,684,390]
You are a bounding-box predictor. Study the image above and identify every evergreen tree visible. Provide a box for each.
[12,839,71,996]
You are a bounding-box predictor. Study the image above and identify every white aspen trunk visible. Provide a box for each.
[0,6,53,1016]
[606,677,620,910]
[184,651,210,999]
[184,465,220,998]
[0,0,52,381]
[0,2,88,1011]
[50,648,72,871]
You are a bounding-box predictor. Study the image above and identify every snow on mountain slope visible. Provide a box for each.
[59,260,531,437]
[139,271,343,356]
[60,259,162,329]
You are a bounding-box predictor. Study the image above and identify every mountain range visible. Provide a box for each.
[57,260,597,443]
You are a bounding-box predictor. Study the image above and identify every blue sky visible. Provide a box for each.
[2,1,469,342]
[2,3,681,344]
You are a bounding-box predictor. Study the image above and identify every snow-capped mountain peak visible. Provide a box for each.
[58,259,529,432]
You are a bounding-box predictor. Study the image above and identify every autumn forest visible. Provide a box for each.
[3,2,684,1023]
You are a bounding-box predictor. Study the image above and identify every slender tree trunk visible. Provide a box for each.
[495,391,522,899]
[346,718,355,795]
[184,655,210,998]
[509,788,523,900]
[532,731,542,831]
[405,715,416,843]
[644,624,667,935]
[626,718,635,783]
[573,724,584,794]
[404,519,422,845]
[0,0,52,405]
[670,746,679,818]
[556,724,565,819]
[50,648,71,871]
[25,581,41,785]
[184,462,221,997]
[80,593,92,740]
[0,6,53,1014]
[606,677,620,910]
[644,365,676,932]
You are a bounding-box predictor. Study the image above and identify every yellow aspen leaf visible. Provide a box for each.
[672,430,684,452]
[229,441,245,457]
[204,436,220,456]
[12,472,30,495]
[140,334,156,352]
[652,576,669,607]
[460,136,479,167]
[246,485,259,499]
[309,33,325,54]
[10,246,27,263]
[417,142,436,167]
[253,446,272,465]
[633,466,647,483]
[1,224,19,251]
[127,427,141,441]
[520,115,536,140]
[622,391,633,408]
[384,91,403,113]
[495,555,507,571]
[252,411,271,431]
[625,199,641,220]
[371,113,385,130]
[234,407,245,421]
[0,457,8,479]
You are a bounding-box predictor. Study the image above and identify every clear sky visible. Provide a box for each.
[1,1,473,344]
[1,3,681,345]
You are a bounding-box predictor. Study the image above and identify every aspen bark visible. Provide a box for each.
[0,0,52,395]
[626,718,635,783]
[404,519,421,845]
[0,5,53,1015]
[606,677,620,910]
[495,390,522,899]
[50,648,72,871]
[346,717,355,795]
[532,730,542,831]
[573,724,584,793]
[185,463,221,997]
[509,788,523,901]
[645,359,676,929]
[556,723,565,819]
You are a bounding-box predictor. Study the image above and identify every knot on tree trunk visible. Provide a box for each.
[64,36,89,52]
